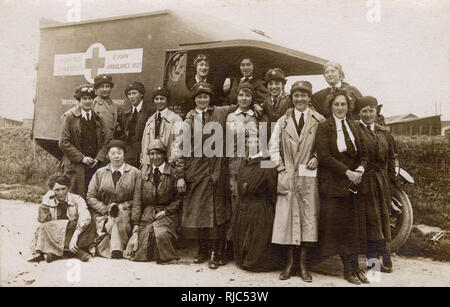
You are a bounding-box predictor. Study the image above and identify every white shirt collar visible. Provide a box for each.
[195,107,207,114]
[294,107,309,122]
[360,120,375,131]
[133,100,143,113]
[155,107,168,118]
[110,163,125,176]
[330,81,343,89]
[333,114,347,125]
[152,162,166,174]
[240,75,253,82]
[81,109,92,120]
[235,108,255,116]
[195,75,207,83]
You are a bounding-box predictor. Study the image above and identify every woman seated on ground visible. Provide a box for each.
[124,139,181,263]
[29,172,96,263]
[232,134,282,272]
[87,140,141,259]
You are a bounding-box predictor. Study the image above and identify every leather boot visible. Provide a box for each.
[341,254,360,285]
[215,240,227,266]
[208,240,219,269]
[194,239,209,263]
[279,246,294,280]
[351,254,369,284]
[298,246,312,283]
[382,249,393,273]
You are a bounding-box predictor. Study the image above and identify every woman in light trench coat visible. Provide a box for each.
[270,81,325,282]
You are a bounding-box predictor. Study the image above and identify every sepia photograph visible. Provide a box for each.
[0,0,449,291]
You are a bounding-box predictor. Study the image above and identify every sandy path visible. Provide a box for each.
[1,199,449,287]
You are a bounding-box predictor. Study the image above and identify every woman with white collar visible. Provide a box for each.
[315,90,369,285]
[29,172,95,263]
[312,61,363,119]
[225,82,269,264]
[87,140,142,259]
[125,139,181,263]
[270,81,325,282]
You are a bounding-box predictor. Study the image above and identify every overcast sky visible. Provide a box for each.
[1,0,449,121]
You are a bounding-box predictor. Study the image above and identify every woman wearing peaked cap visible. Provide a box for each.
[270,81,325,282]
[312,61,363,119]
[355,96,396,273]
[115,81,153,168]
[141,86,183,176]
[176,82,238,270]
[261,68,293,123]
[87,139,142,259]
[59,84,110,199]
[93,74,117,141]
[124,139,181,263]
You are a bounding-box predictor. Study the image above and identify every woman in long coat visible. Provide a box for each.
[125,139,181,263]
[87,140,141,259]
[315,90,369,285]
[356,96,396,273]
[232,134,281,272]
[312,61,363,119]
[59,84,109,199]
[177,82,236,269]
[269,81,325,282]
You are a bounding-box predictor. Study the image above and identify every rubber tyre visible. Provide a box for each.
[389,185,414,252]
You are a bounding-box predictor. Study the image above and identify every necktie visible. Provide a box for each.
[297,113,305,136]
[112,170,121,187]
[153,168,161,204]
[129,108,138,138]
[56,200,69,220]
[155,112,162,139]
[341,119,356,156]
[242,112,248,117]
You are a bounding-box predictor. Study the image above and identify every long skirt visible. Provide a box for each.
[95,205,131,258]
[29,219,96,259]
[319,196,366,257]
[129,206,179,262]
[357,171,392,257]
[232,195,282,272]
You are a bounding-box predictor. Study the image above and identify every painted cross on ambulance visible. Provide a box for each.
[53,43,143,83]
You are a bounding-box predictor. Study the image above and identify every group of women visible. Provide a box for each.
[29,55,398,285]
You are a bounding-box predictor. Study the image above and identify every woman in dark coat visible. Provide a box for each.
[312,61,363,119]
[59,84,109,198]
[177,82,236,269]
[223,57,268,106]
[356,96,396,273]
[125,139,181,263]
[232,135,282,272]
[316,90,369,285]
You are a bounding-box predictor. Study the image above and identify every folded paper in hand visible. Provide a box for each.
[298,164,317,177]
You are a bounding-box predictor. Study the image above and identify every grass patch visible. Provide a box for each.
[397,228,450,262]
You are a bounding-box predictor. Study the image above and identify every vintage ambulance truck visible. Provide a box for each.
[32,9,327,159]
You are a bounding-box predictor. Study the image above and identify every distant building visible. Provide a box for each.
[441,121,450,136]
[0,117,23,128]
[385,113,441,136]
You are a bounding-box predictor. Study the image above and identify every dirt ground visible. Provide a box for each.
[1,199,449,287]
